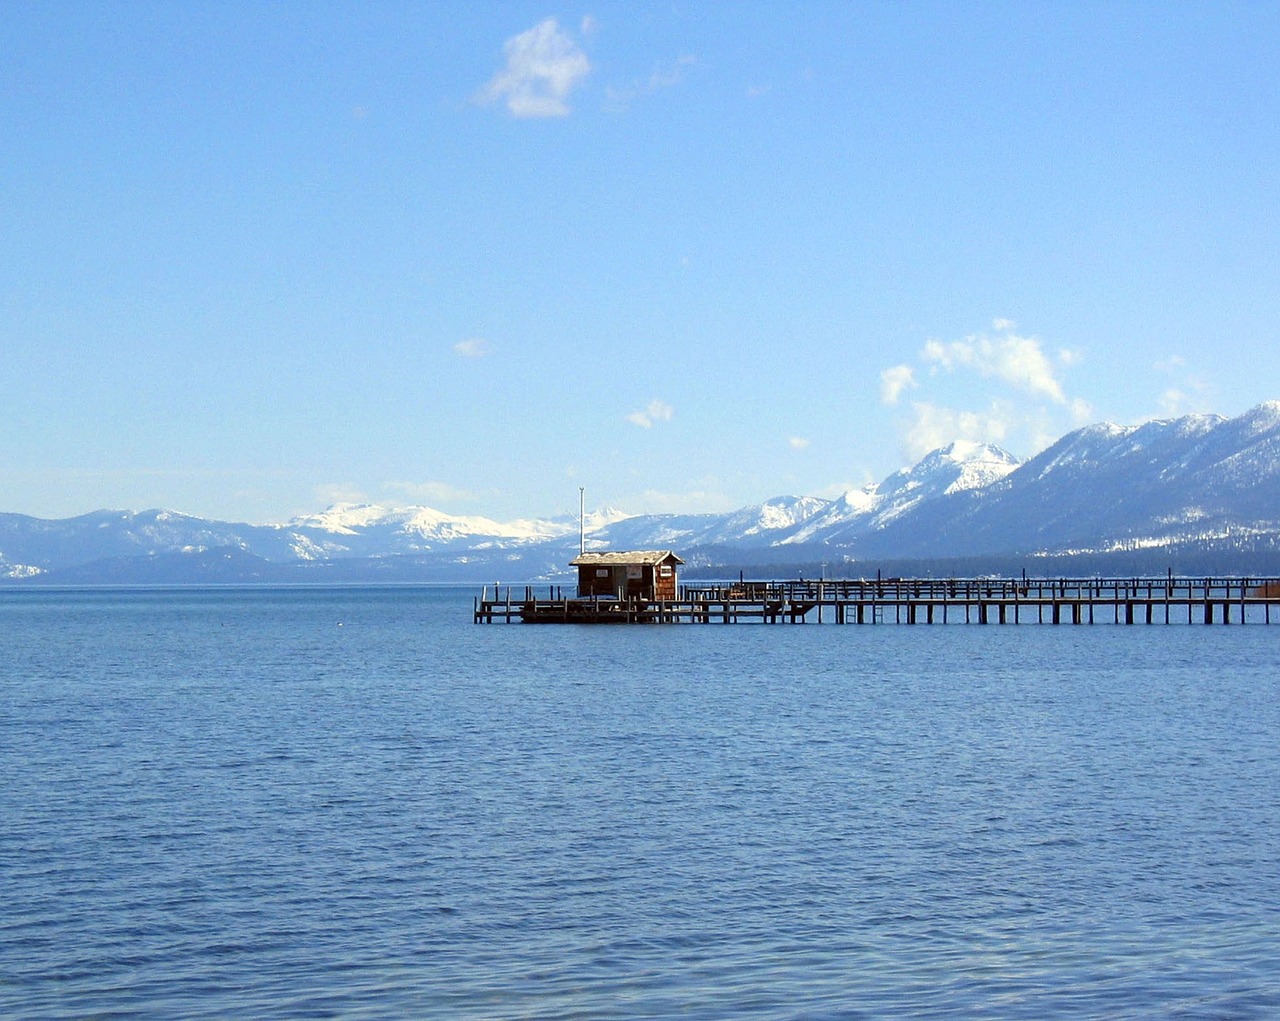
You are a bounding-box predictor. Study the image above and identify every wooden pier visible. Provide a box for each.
[474,576,1280,625]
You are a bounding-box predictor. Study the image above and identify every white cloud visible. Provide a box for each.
[479,18,591,118]
[453,337,490,358]
[627,398,675,428]
[1070,397,1094,424]
[1158,388,1190,416]
[880,364,916,406]
[902,401,1013,460]
[788,436,810,450]
[922,327,1066,404]
[880,319,1094,465]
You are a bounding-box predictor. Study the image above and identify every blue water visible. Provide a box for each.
[2,586,1279,1019]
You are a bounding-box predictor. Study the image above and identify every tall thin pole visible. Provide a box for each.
[579,487,585,556]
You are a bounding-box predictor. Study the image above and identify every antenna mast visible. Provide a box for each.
[579,487,585,555]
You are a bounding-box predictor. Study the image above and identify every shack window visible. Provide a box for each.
[659,566,673,576]
[595,568,610,578]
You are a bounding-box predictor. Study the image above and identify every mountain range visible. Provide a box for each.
[5,403,1280,583]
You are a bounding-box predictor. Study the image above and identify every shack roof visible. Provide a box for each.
[570,550,685,568]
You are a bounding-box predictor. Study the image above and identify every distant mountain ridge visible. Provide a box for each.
[5,403,1280,582]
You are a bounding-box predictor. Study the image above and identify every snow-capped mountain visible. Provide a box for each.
[4,403,1280,581]
[591,496,831,550]
[279,502,573,557]
[898,401,1280,559]
[0,501,633,579]
[586,443,1021,553]
[779,441,1021,545]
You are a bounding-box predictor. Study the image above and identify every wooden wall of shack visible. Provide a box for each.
[576,559,678,601]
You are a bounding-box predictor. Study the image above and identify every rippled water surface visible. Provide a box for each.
[3,586,1279,1018]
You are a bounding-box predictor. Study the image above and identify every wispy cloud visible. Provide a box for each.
[313,483,368,507]
[883,319,1087,461]
[478,18,591,118]
[788,436,811,450]
[1157,389,1188,415]
[880,364,917,406]
[605,54,696,110]
[627,398,675,428]
[901,401,1013,458]
[648,54,696,90]
[1152,353,1209,417]
[453,337,490,358]
[921,325,1066,404]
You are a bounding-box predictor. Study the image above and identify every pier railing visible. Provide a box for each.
[681,575,1280,603]
[474,576,1280,625]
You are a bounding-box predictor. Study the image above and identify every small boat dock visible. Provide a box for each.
[475,575,1280,625]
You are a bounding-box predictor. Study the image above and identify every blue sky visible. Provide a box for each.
[4,2,1279,524]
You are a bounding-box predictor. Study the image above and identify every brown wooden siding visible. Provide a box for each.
[577,561,679,600]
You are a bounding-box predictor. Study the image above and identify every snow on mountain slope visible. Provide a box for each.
[589,512,718,550]
[1031,422,1132,479]
[780,442,1021,544]
[589,496,834,549]
[885,404,1280,558]
[288,503,393,534]
[872,442,1020,515]
[1030,414,1223,483]
[399,506,557,542]
[694,496,831,544]
[781,486,877,544]
[287,502,584,546]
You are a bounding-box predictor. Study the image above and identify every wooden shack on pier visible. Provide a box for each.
[571,550,683,601]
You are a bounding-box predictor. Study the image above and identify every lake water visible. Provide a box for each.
[2,585,1279,1019]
